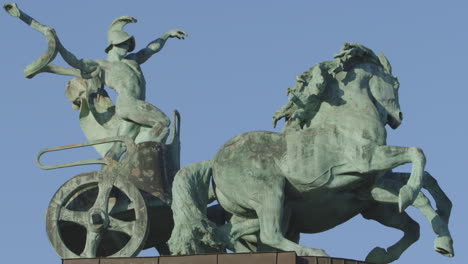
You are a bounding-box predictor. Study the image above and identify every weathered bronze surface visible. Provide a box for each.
[3,2,183,259]
[4,3,454,264]
[168,43,454,263]
[4,3,186,160]
[43,136,180,258]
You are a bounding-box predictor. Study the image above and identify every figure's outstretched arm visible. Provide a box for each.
[41,64,82,77]
[129,29,187,64]
[41,64,99,79]
[55,39,100,77]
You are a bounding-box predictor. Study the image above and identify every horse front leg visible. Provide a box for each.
[378,172,454,257]
[366,145,426,212]
[386,171,452,222]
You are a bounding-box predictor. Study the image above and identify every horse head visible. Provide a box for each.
[334,43,403,129]
[370,52,402,129]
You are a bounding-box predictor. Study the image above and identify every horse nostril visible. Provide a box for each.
[399,112,403,121]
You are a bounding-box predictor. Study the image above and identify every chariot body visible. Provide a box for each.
[37,112,181,258]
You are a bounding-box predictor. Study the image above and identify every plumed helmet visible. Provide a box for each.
[105,16,137,53]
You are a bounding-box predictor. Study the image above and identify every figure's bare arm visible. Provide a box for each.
[41,64,100,79]
[41,64,82,77]
[128,29,187,64]
[56,39,100,77]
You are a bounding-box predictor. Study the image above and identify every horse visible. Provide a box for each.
[167,43,454,263]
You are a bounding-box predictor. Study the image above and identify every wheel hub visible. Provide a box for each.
[88,208,109,232]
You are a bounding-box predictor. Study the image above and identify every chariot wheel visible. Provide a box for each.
[46,171,149,258]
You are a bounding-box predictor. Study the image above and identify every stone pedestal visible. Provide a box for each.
[62,252,369,264]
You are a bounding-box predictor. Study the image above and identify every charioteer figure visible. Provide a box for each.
[4,3,188,257]
[4,3,187,160]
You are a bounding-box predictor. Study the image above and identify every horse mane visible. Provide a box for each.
[331,42,383,73]
[273,42,393,131]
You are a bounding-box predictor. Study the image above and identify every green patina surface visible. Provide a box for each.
[4,3,186,160]
[168,43,454,264]
[4,3,454,263]
[4,3,183,259]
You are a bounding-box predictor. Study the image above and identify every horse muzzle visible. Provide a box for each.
[388,111,403,129]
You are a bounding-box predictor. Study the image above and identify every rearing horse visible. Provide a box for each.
[168,43,454,263]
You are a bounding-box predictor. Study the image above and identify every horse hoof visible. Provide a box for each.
[434,236,455,257]
[365,247,395,264]
[398,185,417,212]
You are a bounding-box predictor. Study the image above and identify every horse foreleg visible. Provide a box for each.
[366,145,426,212]
[381,172,454,257]
[362,203,420,263]
[387,171,452,223]
[422,171,452,224]
[252,177,328,256]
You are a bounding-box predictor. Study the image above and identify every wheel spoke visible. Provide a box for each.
[108,216,134,236]
[47,172,148,258]
[93,179,113,211]
[108,197,135,214]
[60,207,88,226]
[82,229,103,258]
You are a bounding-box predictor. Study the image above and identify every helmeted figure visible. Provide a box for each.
[105,16,136,53]
[4,3,186,258]
[4,3,187,160]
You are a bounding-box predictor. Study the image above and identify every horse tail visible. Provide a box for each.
[168,160,224,254]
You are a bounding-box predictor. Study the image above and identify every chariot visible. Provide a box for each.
[37,113,181,258]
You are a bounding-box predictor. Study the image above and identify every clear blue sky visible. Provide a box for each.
[1,0,465,263]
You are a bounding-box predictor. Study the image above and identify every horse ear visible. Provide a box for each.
[379,52,392,74]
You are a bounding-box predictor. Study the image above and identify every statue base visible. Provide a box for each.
[62,252,369,264]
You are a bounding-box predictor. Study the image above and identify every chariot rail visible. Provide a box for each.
[36,136,136,170]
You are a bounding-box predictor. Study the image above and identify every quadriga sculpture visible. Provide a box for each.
[168,43,454,263]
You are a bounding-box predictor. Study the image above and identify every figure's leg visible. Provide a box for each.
[361,203,420,264]
[116,95,170,143]
[105,120,140,160]
[105,94,169,160]
[249,176,327,256]
[356,145,426,211]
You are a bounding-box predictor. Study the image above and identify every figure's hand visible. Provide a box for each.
[80,65,101,79]
[167,29,188,39]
